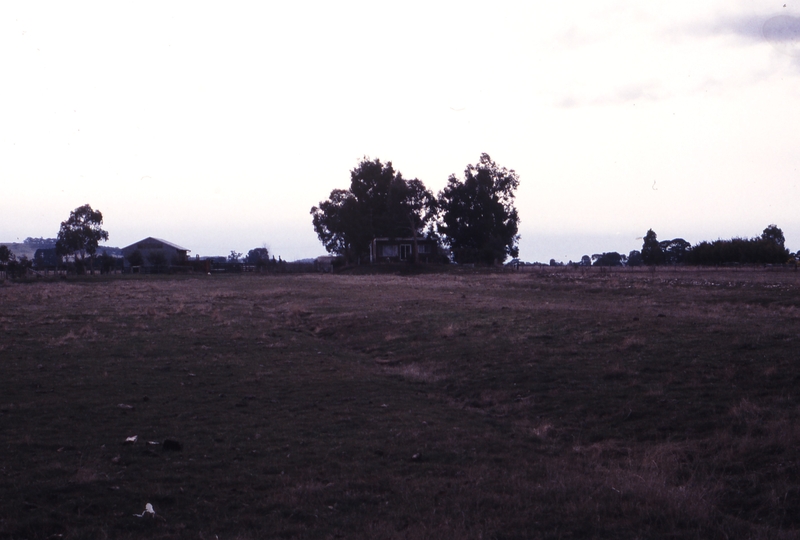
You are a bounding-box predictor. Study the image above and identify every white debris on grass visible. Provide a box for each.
[125,435,138,444]
[134,503,155,518]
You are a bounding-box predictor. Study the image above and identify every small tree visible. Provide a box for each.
[246,247,270,271]
[55,204,109,275]
[0,245,11,268]
[627,250,643,267]
[660,238,691,264]
[7,255,32,278]
[761,224,785,247]
[592,252,623,266]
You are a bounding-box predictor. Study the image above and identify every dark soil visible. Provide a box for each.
[1,267,799,539]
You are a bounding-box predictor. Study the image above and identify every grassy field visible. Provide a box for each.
[1,267,799,539]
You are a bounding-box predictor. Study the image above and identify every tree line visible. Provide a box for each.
[4,172,794,278]
[566,225,794,268]
[311,154,521,265]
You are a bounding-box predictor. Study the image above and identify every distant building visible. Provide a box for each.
[315,256,337,273]
[121,237,190,271]
[369,237,440,263]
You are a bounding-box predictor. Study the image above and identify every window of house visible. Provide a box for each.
[381,245,398,257]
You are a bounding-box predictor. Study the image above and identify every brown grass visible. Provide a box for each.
[1,267,799,538]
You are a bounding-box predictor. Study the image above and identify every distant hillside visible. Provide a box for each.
[1,241,122,260]
[0,243,40,260]
[97,246,123,257]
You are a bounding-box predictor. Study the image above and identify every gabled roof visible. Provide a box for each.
[122,237,189,252]
[151,238,189,251]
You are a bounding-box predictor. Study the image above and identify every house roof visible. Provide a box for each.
[122,237,189,252]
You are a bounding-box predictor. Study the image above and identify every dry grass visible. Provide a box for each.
[1,267,799,539]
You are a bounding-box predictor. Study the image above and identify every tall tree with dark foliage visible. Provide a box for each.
[641,229,664,265]
[55,204,109,274]
[437,154,520,265]
[311,158,436,263]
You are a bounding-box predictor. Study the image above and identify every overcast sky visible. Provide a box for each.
[2,1,799,262]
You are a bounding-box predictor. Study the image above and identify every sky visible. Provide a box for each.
[2,1,800,263]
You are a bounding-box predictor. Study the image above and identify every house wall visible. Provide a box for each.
[371,239,439,263]
[122,240,187,268]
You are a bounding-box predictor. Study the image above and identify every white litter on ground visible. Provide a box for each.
[133,503,155,518]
